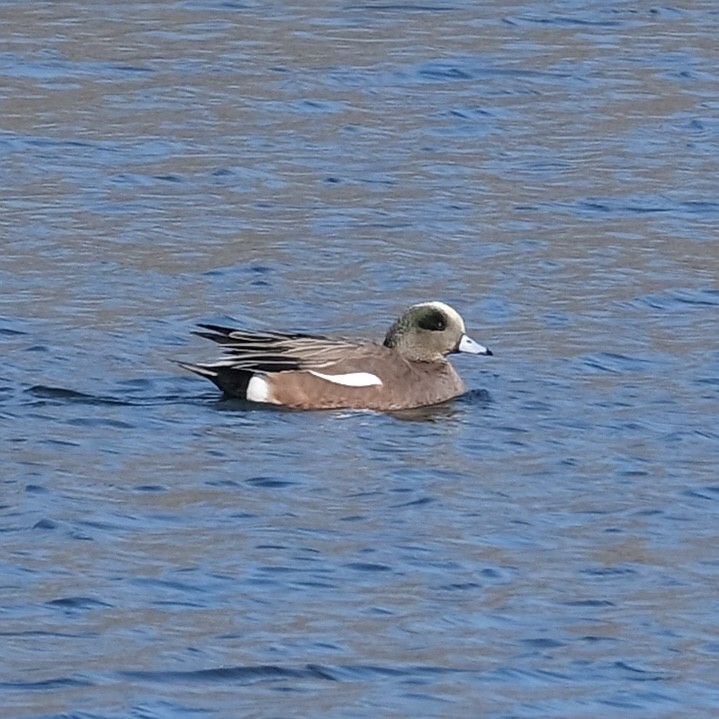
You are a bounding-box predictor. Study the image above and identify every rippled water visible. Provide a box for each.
[3,1,719,717]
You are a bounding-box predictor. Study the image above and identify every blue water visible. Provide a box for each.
[2,1,719,717]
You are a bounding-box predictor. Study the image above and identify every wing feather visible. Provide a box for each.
[193,324,375,372]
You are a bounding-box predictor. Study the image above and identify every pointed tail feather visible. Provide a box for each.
[176,361,253,399]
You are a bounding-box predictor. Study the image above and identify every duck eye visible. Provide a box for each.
[418,311,447,331]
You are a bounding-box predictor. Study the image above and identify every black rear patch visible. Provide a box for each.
[205,367,253,397]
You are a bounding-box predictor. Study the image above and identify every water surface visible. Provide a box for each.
[2,1,719,717]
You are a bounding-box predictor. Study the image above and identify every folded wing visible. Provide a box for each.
[192,324,373,372]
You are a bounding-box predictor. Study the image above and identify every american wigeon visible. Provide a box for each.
[178,301,492,411]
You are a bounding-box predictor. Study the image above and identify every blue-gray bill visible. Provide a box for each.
[457,334,492,356]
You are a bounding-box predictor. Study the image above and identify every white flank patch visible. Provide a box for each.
[309,370,383,388]
[246,374,271,402]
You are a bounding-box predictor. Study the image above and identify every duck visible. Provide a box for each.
[178,301,492,411]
